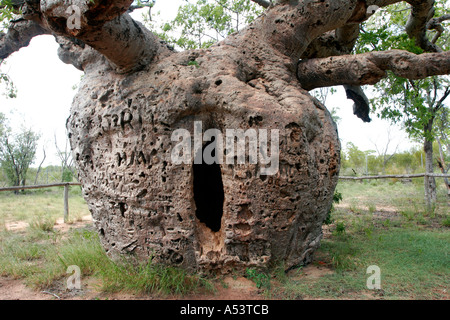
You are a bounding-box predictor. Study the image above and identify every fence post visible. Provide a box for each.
[64,184,69,223]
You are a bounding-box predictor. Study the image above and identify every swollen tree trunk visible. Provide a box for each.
[2,0,450,273]
[65,6,343,272]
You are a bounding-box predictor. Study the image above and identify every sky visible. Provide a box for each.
[0,0,415,167]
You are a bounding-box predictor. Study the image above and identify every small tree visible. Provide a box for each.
[1,3,17,99]
[156,0,263,50]
[0,112,5,137]
[0,61,16,98]
[357,2,450,209]
[371,125,400,174]
[0,119,40,189]
[344,142,376,175]
[54,133,75,182]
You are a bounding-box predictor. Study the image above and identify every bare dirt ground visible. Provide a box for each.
[5,215,94,233]
[0,277,52,300]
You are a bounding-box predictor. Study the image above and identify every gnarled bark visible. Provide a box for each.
[0,19,49,59]
[297,49,450,90]
[250,0,271,8]
[40,0,170,73]
[405,0,441,52]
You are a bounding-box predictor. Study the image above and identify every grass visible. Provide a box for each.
[0,179,448,299]
[276,227,449,299]
[0,227,213,296]
[246,268,271,290]
[0,187,213,297]
[0,187,90,230]
[60,229,213,296]
[271,180,450,299]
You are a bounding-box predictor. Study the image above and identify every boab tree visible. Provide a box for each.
[1,0,450,273]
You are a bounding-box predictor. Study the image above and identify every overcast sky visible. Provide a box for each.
[0,1,414,167]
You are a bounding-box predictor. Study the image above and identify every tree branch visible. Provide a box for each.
[434,87,450,112]
[300,23,360,60]
[298,13,374,122]
[431,13,450,24]
[34,146,46,185]
[297,49,450,91]
[81,13,165,73]
[260,0,360,61]
[298,21,375,123]
[253,0,404,64]
[0,19,49,60]
[427,14,450,44]
[1,1,165,73]
[39,0,169,73]
[250,0,271,9]
[405,0,441,52]
[344,85,372,122]
[55,36,92,71]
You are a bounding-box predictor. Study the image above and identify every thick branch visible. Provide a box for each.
[250,0,271,8]
[344,85,372,122]
[427,14,450,44]
[257,0,404,63]
[299,10,378,122]
[430,13,450,24]
[40,0,168,73]
[300,24,360,60]
[405,0,441,52]
[78,13,164,73]
[297,49,450,91]
[0,19,49,60]
[260,0,359,61]
[55,35,106,72]
[299,22,371,122]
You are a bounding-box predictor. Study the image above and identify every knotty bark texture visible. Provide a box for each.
[64,0,346,273]
[67,17,341,273]
[297,50,450,90]
[2,0,449,273]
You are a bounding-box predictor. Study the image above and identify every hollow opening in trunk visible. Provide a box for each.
[193,138,224,232]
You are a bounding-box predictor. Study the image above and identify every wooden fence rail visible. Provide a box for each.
[0,183,82,223]
[0,174,449,223]
[339,173,450,180]
[339,173,450,207]
[0,183,81,192]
